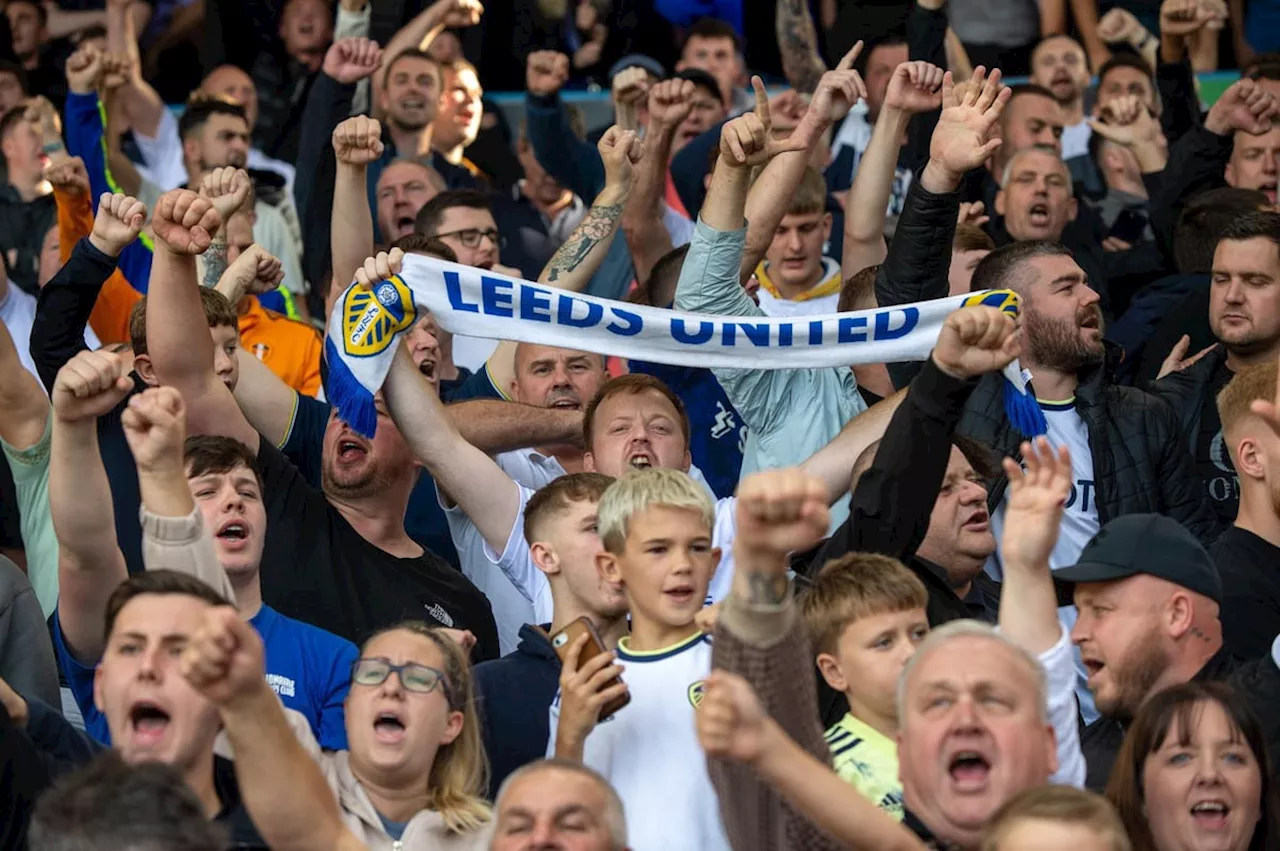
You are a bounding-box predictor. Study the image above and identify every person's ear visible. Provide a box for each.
[133,353,157,386]
[816,652,848,693]
[583,451,596,472]
[531,541,561,578]
[821,212,833,241]
[1235,435,1267,482]
[440,709,465,745]
[596,550,623,585]
[994,189,1007,218]
[1067,197,1078,222]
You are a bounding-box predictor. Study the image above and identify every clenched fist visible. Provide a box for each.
[332,115,385,166]
[884,61,945,116]
[598,126,643,192]
[89,192,147,258]
[199,167,253,221]
[44,156,90,196]
[1204,78,1278,137]
[526,50,570,97]
[322,37,383,85]
[52,349,134,423]
[122,386,187,475]
[647,78,696,130]
[180,607,268,711]
[65,45,103,94]
[931,304,1020,380]
[612,65,651,108]
[220,244,285,299]
[734,468,830,562]
[354,248,405,290]
[153,190,222,255]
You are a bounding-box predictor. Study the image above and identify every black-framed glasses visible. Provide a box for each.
[434,227,506,250]
[351,657,452,700]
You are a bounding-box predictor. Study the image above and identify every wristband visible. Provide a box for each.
[41,142,64,155]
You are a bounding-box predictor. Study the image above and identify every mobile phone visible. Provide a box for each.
[1108,209,1148,245]
[549,617,630,720]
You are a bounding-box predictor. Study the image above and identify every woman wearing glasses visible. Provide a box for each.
[185,613,492,850]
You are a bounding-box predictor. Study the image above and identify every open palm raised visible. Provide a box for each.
[929,67,1012,179]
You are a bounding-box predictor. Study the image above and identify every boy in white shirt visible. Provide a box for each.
[547,467,730,851]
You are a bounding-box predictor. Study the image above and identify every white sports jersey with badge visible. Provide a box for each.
[545,633,730,851]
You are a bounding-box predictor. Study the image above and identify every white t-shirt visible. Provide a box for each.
[545,632,732,851]
[1061,120,1092,162]
[989,399,1101,722]
[1,283,99,382]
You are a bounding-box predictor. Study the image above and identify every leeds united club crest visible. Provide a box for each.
[342,276,417,358]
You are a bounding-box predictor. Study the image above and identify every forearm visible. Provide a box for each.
[220,684,345,851]
[331,165,374,290]
[384,349,521,552]
[776,0,828,94]
[448,399,582,454]
[44,7,107,39]
[621,122,677,285]
[540,184,628,291]
[526,94,606,201]
[1185,28,1220,72]
[997,557,1061,654]
[1068,0,1109,60]
[31,239,120,392]
[1039,0,1067,34]
[140,504,236,601]
[203,238,230,291]
[148,249,223,403]
[755,720,927,851]
[742,149,827,278]
[374,4,446,91]
[0,319,49,450]
[702,162,753,232]
[800,388,907,501]
[49,417,120,570]
[842,109,909,274]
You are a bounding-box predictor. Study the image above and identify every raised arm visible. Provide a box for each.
[331,110,384,291]
[196,167,254,290]
[145,189,260,452]
[621,79,692,288]
[742,54,869,281]
[539,126,642,290]
[182,609,361,851]
[524,51,606,202]
[776,0,828,94]
[105,0,165,138]
[49,351,134,663]
[0,320,49,453]
[362,251,523,556]
[841,61,944,280]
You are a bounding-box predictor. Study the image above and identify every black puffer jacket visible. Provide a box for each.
[1149,344,1228,454]
[957,342,1222,546]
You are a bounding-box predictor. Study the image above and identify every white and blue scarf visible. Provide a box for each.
[323,255,1046,439]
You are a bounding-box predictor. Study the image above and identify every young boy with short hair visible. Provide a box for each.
[801,552,930,820]
[547,467,730,851]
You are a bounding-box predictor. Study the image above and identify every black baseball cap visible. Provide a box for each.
[1053,514,1222,603]
[673,68,724,106]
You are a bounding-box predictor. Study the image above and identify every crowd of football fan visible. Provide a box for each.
[0,0,1277,848]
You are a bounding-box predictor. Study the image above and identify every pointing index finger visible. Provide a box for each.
[751,76,770,128]
[836,40,863,72]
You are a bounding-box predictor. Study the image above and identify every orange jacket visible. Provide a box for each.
[55,187,143,345]
[238,297,323,397]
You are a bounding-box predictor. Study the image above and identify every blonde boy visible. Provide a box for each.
[547,467,730,851]
[801,552,931,820]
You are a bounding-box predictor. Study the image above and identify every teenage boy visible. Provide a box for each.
[548,467,729,851]
[803,554,930,820]
[473,471,630,796]
[48,351,356,749]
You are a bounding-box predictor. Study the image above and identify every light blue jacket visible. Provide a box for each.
[673,219,865,529]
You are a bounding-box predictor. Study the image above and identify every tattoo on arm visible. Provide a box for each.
[545,202,623,283]
[202,239,229,290]
[777,0,827,94]
[747,571,790,606]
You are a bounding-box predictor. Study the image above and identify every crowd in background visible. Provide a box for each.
[0,0,1276,849]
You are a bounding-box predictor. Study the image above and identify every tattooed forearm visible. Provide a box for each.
[545,202,623,283]
[777,0,827,94]
[747,571,790,605]
[203,239,229,290]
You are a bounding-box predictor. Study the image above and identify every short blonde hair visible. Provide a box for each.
[789,166,827,217]
[983,786,1130,851]
[597,468,714,554]
[1217,360,1277,445]
[800,553,928,656]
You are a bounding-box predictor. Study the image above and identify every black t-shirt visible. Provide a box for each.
[255,439,499,660]
[1194,360,1239,525]
[1213,526,1280,660]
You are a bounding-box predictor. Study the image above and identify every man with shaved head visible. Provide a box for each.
[1058,513,1280,789]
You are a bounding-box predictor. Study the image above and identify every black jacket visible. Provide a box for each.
[955,343,1220,545]
[0,188,56,295]
[1149,345,1229,455]
[1081,647,1280,790]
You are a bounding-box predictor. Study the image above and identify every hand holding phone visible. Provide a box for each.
[551,617,631,727]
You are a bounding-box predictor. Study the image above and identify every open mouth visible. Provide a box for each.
[1083,658,1105,680]
[1191,800,1230,830]
[548,398,580,410]
[418,358,437,379]
[216,521,249,543]
[129,701,171,744]
[962,510,989,531]
[664,584,696,604]
[395,215,416,234]
[1028,203,1051,227]
[948,751,992,788]
[374,712,407,743]
[627,451,653,470]
[337,438,368,463]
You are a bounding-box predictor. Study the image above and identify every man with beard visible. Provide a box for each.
[1056,513,1280,789]
[143,188,501,656]
[1029,36,1093,161]
[1153,212,1280,525]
